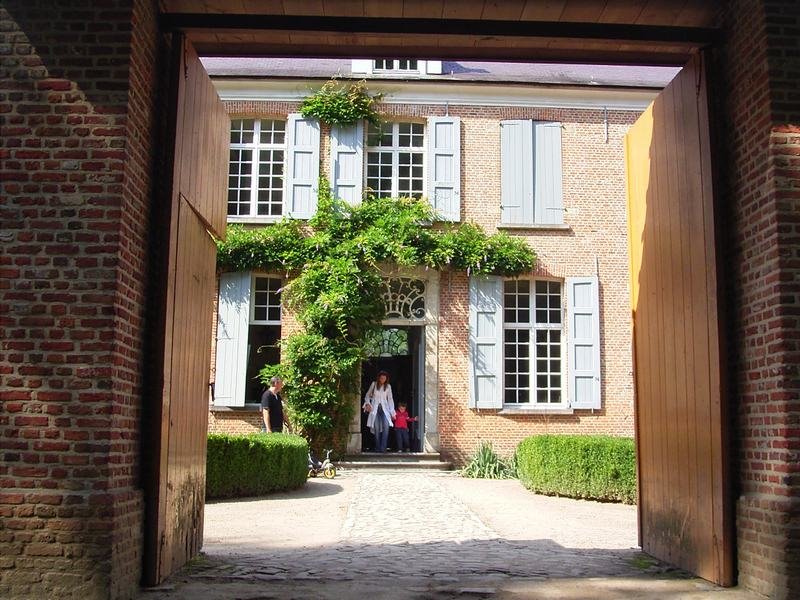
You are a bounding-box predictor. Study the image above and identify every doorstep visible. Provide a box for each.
[338,452,453,471]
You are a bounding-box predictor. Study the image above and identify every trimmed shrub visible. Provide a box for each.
[516,435,636,504]
[206,433,308,499]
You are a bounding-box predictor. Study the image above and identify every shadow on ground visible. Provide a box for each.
[206,479,344,504]
[140,537,760,600]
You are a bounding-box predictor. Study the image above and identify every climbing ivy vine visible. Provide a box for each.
[216,183,536,452]
[299,78,382,126]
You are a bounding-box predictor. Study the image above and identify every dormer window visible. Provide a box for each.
[374,59,418,72]
[352,59,442,77]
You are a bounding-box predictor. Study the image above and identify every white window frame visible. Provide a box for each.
[365,121,426,199]
[373,58,420,73]
[502,278,567,410]
[249,274,282,325]
[228,118,287,223]
[352,59,441,76]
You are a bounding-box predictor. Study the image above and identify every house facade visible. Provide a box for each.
[206,58,675,462]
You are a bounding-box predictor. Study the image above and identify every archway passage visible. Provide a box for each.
[150,0,730,589]
[5,2,798,599]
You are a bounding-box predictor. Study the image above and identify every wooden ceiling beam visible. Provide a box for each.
[160,14,719,45]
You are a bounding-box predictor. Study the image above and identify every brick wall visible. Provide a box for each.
[210,100,637,460]
[720,1,800,597]
[436,104,638,462]
[208,409,262,435]
[0,1,160,598]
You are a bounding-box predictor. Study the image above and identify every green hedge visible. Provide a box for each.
[206,433,308,499]
[516,435,636,504]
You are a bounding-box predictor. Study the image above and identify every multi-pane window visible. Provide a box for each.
[228,119,285,219]
[374,59,418,72]
[251,276,282,324]
[247,275,281,406]
[503,280,563,406]
[366,122,425,199]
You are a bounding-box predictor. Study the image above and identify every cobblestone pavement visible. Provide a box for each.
[140,471,762,600]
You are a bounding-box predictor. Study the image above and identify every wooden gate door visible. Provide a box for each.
[144,37,229,585]
[625,53,733,585]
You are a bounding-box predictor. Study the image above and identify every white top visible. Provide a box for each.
[363,382,396,429]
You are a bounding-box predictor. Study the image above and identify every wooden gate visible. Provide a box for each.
[144,37,228,585]
[625,53,733,585]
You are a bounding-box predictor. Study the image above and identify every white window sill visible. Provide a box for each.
[210,403,261,413]
[497,223,571,231]
[227,217,283,225]
[369,72,423,78]
[498,406,574,415]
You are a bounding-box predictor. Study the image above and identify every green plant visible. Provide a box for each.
[516,435,636,504]
[206,433,308,499]
[217,181,537,453]
[460,441,517,479]
[300,78,382,126]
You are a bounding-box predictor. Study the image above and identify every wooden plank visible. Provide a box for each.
[203,0,246,13]
[663,78,694,568]
[626,99,654,549]
[162,0,721,27]
[241,0,285,14]
[480,0,526,21]
[636,0,685,25]
[282,0,325,16]
[322,0,365,17]
[674,1,719,27]
[647,83,668,563]
[671,66,699,574]
[598,0,647,24]
[441,0,485,19]
[177,42,229,238]
[521,0,568,21]
[403,0,445,19]
[146,35,228,586]
[162,197,216,577]
[364,0,399,18]
[695,52,731,584]
[558,0,608,22]
[625,53,732,585]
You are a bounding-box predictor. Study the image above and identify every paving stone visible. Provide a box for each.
[138,471,762,600]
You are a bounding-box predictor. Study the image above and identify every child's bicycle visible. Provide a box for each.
[307,449,336,479]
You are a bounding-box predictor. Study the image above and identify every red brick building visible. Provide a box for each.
[1,1,798,598]
[204,59,669,462]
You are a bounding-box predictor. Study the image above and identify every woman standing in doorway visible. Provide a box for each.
[363,370,396,453]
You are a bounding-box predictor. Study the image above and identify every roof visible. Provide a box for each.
[201,58,679,89]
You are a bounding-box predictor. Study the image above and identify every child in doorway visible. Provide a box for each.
[392,402,417,452]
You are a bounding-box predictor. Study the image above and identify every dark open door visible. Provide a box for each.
[144,36,229,585]
[626,53,733,585]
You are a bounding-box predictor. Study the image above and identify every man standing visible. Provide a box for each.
[261,376,285,433]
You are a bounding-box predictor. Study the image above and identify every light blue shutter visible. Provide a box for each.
[500,120,534,224]
[427,116,461,221]
[567,276,601,409]
[534,121,563,224]
[330,121,364,205]
[284,113,320,219]
[469,276,504,409]
[214,271,251,407]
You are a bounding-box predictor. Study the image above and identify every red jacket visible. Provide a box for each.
[394,409,415,429]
